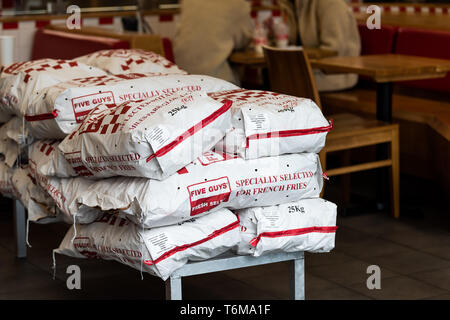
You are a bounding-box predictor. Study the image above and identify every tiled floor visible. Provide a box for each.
[0,173,449,300]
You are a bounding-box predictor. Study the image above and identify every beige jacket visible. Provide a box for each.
[279,0,361,92]
[173,0,253,85]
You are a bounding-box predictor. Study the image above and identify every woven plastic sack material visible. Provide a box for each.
[0,120,22,168]
[26,73,239,139]
[59,91,233,179]
[28,156,98,224]
[29,140,76,178]
[11,166,61,224]
[78,151,323,228]
[0,59,107,118]
[75,49,187,75]
[0,160,14,198]
[55,208,240,280]
[235,198,337,257]
[210,89,332,159]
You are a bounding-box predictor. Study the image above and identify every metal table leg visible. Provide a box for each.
[375,82,393,212]
[13,200,27,258]
[165,275,182,300]
[289,257,305,300]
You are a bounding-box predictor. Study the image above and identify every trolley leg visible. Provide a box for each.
[165,275,182,300]
[289,258,305,300]
[13,200,27,258]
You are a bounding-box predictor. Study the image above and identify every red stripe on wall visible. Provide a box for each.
[159,14,173,22]
[99,17,114,25]
[35,20,50,28]
[2,22,18,30]
[2,0,14,9]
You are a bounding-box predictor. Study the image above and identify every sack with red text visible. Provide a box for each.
[35,175,99,224]
[0,59,107,118]
[11,166,61,224]
[29,140,76,178]
[75,49,186,75]
[58,91,233,179]
[0,160,14,198]
[28,157,98,224]
[77,151,323,228]
[26,73,239,139]
[234,198,337,257]
[0,117,32,168]
[210,89,332,159]
[55,208,240,280]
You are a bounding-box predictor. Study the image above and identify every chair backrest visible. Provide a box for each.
[262,46,322,109]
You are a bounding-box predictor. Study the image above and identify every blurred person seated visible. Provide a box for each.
[279,0,361,92]
[173,0,253,85]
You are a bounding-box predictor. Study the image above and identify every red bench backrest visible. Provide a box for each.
[32,28,130,60]
[394,27,450,94]
[357,23,398,55]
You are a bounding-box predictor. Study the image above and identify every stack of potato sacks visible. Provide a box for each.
[0,49,337,281]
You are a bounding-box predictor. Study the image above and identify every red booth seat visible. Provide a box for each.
[393,27,450,94]
[357,23,398,55]
[31,29,130,60]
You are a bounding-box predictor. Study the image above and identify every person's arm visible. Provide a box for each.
[316,0,361,56]
[232,0,254,50]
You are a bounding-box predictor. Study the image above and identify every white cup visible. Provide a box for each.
[0,35,15,66]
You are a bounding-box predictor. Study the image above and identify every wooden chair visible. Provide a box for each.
[263,46,400,218]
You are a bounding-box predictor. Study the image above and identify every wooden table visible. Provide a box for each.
[310,54,450,122]
[229,47,337,67]
[311,53,450,212]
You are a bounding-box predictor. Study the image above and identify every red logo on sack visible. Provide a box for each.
[187,177,231,216]
[72,91,115,123]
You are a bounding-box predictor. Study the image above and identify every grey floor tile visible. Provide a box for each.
[308,258,398,287]
[371,249,450,275]
[417,244,450,261]
[307,286,372,300]
[409,267,450,291]
[349,276,447,300]
[305,251,354,268]
[423,294,450,300]
[336,235,410,259]
[222,261,289,281]
[381,229,450,251]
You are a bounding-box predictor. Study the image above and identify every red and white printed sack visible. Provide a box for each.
[29,140,76,178]
[210,89,332,159]
[58,91,233,179]
[75,49,186,75]
[0,119,24,168]
[0,160,14,198]
[235,198,337,256]
[55,208,240,280]
[28,156,98,224]
[26,73,239,139]
[11,166,60,224]
[0,58,106,118]
[77,151,323,228]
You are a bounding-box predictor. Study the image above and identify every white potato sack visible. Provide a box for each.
[59,91,233,179]
[210,89,332,159]
[0,160,15,198]
[0,136,20,168]
[0,119,25,168]
[0,58,106,118]
[75,49,186,75]
[29,140,76,178]
[28,157,98,224]
[55,208,240,280]
[234,198,337,257]
[1,116,33,145]
[78,151,323,228]
[11,166,60,224]
[25,73,239,139]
